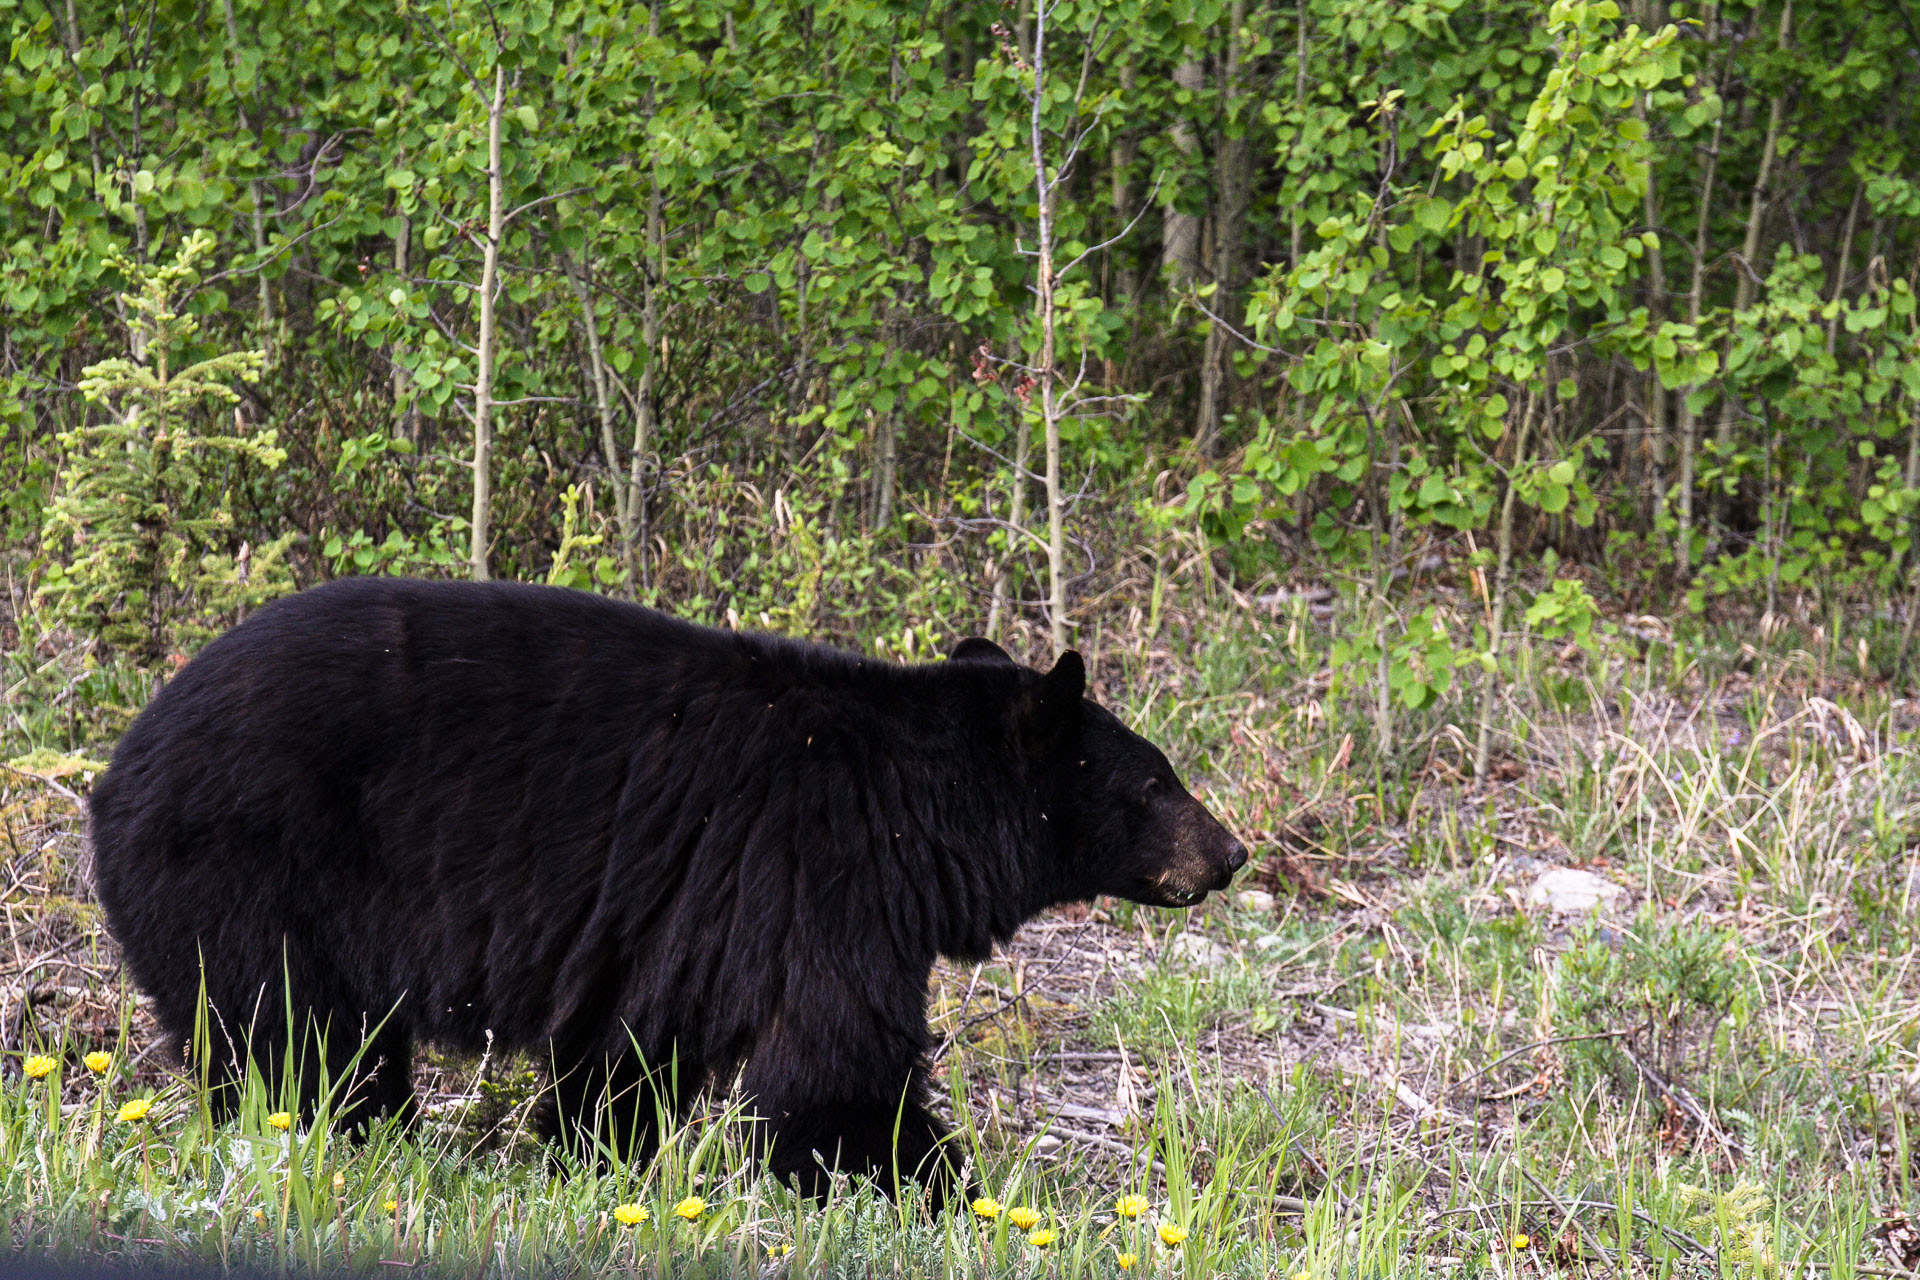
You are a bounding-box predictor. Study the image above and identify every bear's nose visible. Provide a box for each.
[1224,841,1248,873]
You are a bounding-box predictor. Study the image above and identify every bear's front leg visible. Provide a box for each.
[757,1092,966,1210]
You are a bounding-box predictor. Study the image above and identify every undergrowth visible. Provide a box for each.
[3,581,1918,1278]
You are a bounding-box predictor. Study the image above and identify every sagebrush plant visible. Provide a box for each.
[1559,912,1741,1082]
[38,231,295,654]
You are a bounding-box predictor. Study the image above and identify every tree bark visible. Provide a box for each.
[1713,0,1791,461]
[986,338,1030,642]
[469,62,505,583]
[1474,392,1539,779]
[1635,0,1666,516]
[1195,0,1250,458]
[1675,5,1726,576]
[1161,54,1205,288]
[1290,0,1308,268]
[220,0,272,338]
[1035,11,1069,655]
[565,242,625,588]
[1824,178,1862,353]
[1108,61,1139,308]
[392,212,414,440]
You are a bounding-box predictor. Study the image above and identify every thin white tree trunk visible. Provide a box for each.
[1714,0,1791,462]
[1474,392,1539,779]
[1031,1,1068,655]
[1675,5,1726,574]
[1161,55,1204,288]
[469,62,505,583]
[392,212,414,440]
[1196,0,1249,457]
[220,0,272,337]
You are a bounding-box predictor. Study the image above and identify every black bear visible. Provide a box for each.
[89,578,1246,1204]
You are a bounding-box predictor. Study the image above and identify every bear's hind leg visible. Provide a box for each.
[323,1017,417,1134]
[540,1044,693,1167]
[199,982,414,1134]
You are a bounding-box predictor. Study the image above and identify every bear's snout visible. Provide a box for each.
[1134,802,1247,905]
[1202,836,1248,892]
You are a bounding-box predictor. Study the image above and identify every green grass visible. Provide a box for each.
[4,589,1918,1277]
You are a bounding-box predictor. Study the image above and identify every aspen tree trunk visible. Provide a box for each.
[566,245,627,588]
[1162,54,1204,288]
[1714,0,1791,461]
[1290,0,1308,269]
[392,213,414,440]
[1675,5,1726,575]
[1474,392,1540,779]
[1031,5,1069,655]
[621,0,664,595]
[873,408,898,527]
[469,62,505,583]
[1731,1,1791,321]
[220,0,272,336]
[1824,180,1862,353]
[1196,0,1250,458]
[1634,1,1665,513]
[1109,61,1139,307]
[1895,247,1920,676]
[986,348,1030,642]
[1897,395,1920,678]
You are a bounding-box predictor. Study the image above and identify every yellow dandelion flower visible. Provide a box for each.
[1115,1194,1149,1219]
[1117,1253,1138,1270]
[1292,1272,1312,1280]
[613,1203,649,1226]
[383,1199,398,1213]
[267,1111,292,1131]
[84,1051,112,1074]
[673,1196,706,1221]
[1028,1229,1057,1248]
[22,1055,56,1080]
[767,1243,793,1258]
[252,1208,266,1224]
[1156,1223,1188,1247]
[1511,1233,1531,1250]
[1009,1206,1041,1230]
[331,1172,346,1192]
[970,1197,1002,1220]
[117,1097,152,1123]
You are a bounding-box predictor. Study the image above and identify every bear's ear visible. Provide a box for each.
[949,637,1015,665]
[1018,650,1086,749]
[1038,650,1086,708]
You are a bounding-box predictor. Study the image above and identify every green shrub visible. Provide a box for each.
[38,233,295,654]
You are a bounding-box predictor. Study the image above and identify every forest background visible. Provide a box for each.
[2,0,1918,757]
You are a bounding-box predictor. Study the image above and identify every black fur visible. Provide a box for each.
[89,579,1245,1204]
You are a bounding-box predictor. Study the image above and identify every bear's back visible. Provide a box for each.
[88,579,1017,1056]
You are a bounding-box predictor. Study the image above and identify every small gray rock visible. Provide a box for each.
[1524,867,1625,915]
[1167,931,1232,968]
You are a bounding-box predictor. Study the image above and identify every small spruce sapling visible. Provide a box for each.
[40,231,294,653]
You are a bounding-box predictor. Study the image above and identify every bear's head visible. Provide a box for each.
[951,639,1249,908]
